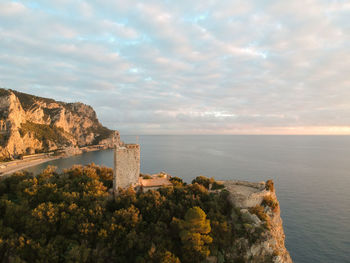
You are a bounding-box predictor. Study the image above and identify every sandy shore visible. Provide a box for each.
[0,156,61,177]
[0,145,112,177]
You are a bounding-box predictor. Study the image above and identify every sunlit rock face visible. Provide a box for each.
[222,180,293,263]
[0,88,113,159]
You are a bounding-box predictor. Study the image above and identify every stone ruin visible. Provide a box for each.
[113,131,172,195]
[113,131,140,194]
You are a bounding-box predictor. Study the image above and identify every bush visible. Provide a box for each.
[212,181,225,190]
[170,176,184,186]
[192,176,213,189]
[249,205,271,229]
[0,88,11,97]
[262,195,278,212]
[192,176,225,190]
[265,180,274,192]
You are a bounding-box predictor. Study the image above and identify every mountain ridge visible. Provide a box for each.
[0,88,114,160]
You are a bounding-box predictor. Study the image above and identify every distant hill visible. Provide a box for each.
[0,88,114,160]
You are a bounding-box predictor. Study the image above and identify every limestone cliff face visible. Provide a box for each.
[223,180,292,263]
[0,88,113,159]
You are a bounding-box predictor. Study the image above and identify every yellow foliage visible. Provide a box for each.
[79,222,95,235]
[23,177,39,196]
[83,179,107,198]
[177,207,212,261]
[32,202,58,224]
[63,192,80,200]
[98,229,108,238]
[68,203,78,211]
[19,236,25,248]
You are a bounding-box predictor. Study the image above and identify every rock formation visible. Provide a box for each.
[222,180,292,263]
[0,88,113,160]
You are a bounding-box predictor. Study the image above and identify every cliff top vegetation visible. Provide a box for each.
[0,165,275,262]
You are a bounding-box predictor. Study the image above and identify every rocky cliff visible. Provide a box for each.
[221,180,292,263]
[0,88,114,160]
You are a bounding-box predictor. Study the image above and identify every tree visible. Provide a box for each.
[160,251,181,263]
[177,206,212,263]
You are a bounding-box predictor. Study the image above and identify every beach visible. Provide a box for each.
[0,156,61,177]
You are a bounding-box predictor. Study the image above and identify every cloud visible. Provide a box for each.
[0,0,349,134]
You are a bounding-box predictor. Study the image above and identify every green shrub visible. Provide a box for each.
[212,181,225,190]
[19,122,68,149]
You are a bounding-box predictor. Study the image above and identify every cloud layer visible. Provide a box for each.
[1,0,350,134]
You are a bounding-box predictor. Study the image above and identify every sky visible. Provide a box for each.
[1,0,350,134]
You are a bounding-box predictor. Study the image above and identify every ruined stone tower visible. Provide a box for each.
[113,131,140,195]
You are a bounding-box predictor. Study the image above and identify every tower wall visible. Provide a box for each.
[114,144,140,191]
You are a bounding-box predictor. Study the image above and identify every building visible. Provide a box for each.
[113,131,172,195]
[139,173,173,191]
[113,131,140,194]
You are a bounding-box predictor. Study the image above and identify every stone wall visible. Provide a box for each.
[114,144,140,190]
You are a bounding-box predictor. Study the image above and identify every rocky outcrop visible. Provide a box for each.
[0,88,113,159]
[223,180,292,263]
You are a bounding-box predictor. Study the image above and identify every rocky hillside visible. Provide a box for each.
[0,88,114,160]
[222,180,292,263]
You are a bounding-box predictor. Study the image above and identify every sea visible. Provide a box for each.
[23,135,350,263]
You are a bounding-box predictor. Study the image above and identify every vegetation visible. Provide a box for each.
[9,89,57,111]
[43,108,62,122]
[141,174,152,179]
[19,122,69,150]
[176,207,212,262]
[89,125,114,145]
[0,155,11,162]
[265,180,274,192]
[192,176,214,189]
[262,195,278,212]
[0,88,11,97]
[0,165,252,263]
[169,177,186,187]
[192,176,225,190]
[211,181,225,190]
[0,134,9,148]
[249,205,271,230]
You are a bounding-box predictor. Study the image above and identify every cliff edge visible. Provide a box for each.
[0,88,114,160]
[222,180,292,263]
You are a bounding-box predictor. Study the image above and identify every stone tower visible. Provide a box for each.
[113,131,140,195]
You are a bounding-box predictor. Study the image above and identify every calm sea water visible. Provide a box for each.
[24,135,350,263]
